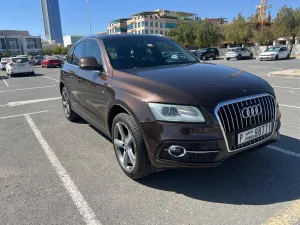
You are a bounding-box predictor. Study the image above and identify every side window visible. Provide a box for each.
[84,40,102,64]
[71,42,86,66]
[67,47,75,63]
[281,47,287,51]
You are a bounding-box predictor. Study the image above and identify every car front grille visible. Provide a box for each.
[215,94,276,152]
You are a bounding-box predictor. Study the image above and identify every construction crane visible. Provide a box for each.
[256,0,272,25]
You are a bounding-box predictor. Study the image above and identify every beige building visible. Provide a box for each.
[126,10,201,36]
[107,10,201,36]
[107,18,130,34]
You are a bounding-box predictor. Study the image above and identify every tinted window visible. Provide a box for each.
[281,47,288,51]
[103,36,198,70]
[84,40,102,64]
[12,58,29,63]
[71,42,86,65]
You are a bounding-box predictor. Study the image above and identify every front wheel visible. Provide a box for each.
[202,55,206,61]
[275,55,279,60]
[226,58,230,61]
[286,54,290,59]
[112,113,153,179]
[237,55,242,60]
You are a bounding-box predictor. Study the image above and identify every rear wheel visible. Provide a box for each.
[62,87,81,121]
[286,54,290,59]
[112,113,153,179]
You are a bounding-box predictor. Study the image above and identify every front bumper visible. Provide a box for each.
[259,55,275,60]
[140,119,280,168]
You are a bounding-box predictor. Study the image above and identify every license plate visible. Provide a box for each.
[238,122,272,145]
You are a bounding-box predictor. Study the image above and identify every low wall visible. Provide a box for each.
[218,44,300,58]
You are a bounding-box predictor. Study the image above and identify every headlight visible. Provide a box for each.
[148,103,205,122]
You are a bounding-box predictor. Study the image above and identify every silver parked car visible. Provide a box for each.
[226,47,253,60]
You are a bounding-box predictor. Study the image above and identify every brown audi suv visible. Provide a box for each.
[60,34,281,179]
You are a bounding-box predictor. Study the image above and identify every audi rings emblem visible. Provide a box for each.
[242,104,262,118]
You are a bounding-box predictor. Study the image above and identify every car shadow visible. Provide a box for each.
[138,134,300,205]
[0,75,9,79]
[9,73,45,78]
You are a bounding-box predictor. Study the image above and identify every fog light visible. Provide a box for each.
[167,145,187,157]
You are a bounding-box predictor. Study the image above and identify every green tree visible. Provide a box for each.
[224,13,253,45]
[42,48,53,56]
[273,5,300,52]
[194,21,222,48]
[53,45,63,55]
[167,23,196,47]
[253,25,275,46]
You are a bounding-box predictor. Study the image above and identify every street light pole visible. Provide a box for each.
[86,0,92,34]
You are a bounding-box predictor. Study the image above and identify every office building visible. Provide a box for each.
[107,18,130,34]
[41,0,64,44]
[107,9,201,36]
[0,30,42,56]
[63,35,84,47]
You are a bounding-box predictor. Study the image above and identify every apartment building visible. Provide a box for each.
[126,10,201,36]
[107,18,130,34]
[0,30,42,57]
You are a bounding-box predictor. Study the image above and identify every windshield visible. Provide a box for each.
[103,36,198,69]
[12,58,29,63]
[1,58,10,62]
[266,47,280,52]
[198,48,208,52]
[228,48,239,52]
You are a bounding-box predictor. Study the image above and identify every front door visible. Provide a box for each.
[78,39,113,130]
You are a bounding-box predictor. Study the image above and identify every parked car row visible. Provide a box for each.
[5,56,35,77]
[190,46,291,62]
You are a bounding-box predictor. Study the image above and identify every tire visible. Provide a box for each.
[275,55,279,60]
[237,55,242,60]
[112,113,153,179]
[226,58,230,61]
[31,72,35,76]
[61,87,81,121]
[201,55,206,61]
[249,54,253,59]
[286,54,290,59]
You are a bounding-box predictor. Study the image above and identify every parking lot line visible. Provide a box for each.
[0,110,49,119]
[42,76,59,82]
[0,85,20,89]
[262,200,300,225]
[24,114,102,225]
[267,145,300,159]
[0,85,56,93]
[279,104,300,109]
[3,97,61,107]
[0,78,9,87]
[272,86,300,90]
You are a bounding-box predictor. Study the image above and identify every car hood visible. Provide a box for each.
[119,63,273,107]
[260,51,277,55]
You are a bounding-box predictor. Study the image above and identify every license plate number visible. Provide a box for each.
[238,122,272,145]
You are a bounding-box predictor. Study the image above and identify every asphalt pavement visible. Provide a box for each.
[0,59,300,225]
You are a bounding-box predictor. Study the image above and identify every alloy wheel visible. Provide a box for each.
[202,56,206,61]
[62,90,70,117]
[113,122,136,172]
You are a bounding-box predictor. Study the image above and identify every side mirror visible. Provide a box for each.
[79,57,103,71]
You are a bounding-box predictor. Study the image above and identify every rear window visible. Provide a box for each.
[12,58,29,63]
[1,58,10,62]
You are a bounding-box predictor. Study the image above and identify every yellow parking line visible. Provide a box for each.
[262,200,300,225]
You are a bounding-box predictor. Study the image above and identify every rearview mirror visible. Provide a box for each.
[79,57,103,71]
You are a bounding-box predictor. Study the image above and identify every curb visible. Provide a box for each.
[268,72,300,79]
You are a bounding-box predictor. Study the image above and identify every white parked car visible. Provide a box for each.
[6,57,35,77]
[225,47,253,60]
[1,57,10,70]
[259,46,290,61]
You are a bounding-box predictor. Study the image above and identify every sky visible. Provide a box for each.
[0,0,298,39]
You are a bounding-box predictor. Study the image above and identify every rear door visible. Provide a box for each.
[62,41,86,111]
[78,39,111,129]
[279,47,288,58]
